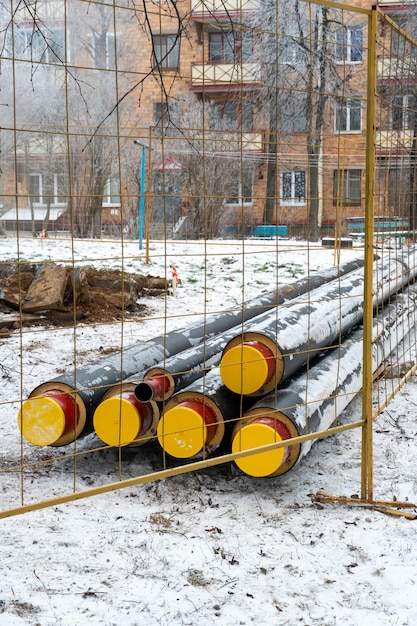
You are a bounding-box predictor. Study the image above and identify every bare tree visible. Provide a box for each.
[160,94,257,239]
[247,0,364,240]
[0,0,140,238]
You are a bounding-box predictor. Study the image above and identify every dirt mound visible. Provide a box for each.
[0,263,169,334]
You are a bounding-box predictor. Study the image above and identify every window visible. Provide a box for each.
[280,171,306,206]
[392,93,415,130]
[335,25,363,63]
[208,31,252,64]
[333,169,361,205]
[209,32,235,63]
[211,101,253,131]
[53,174,68,204]
[225,174,253,205]
[153,101,172,132]
[28,173,67,204]
[280,34,305,65]
[93,32,120,69]
[9,26,66,64]
[29,174,42,204]
[239,31,253,63]
[241,102,253,131]
[391,26,414,58]
[152,34,179,69]
[335,98,361,132]
[103,178,120,206]
[279,94,308,133]
[388,167,409,214]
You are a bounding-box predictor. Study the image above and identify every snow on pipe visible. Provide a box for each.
[92,382,159,448]
[231,289,417,478]
[129,275,350,449]
[219,250,417,397]
[18,258,364,447]
[133,257,365,403]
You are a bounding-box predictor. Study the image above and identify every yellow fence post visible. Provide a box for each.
[361,5,377,501]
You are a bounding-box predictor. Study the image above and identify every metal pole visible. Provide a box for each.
[145,128,153,264]
[134,139,148,251]
[361,6,377,501]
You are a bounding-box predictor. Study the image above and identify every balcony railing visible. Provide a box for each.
[191,62,259,87]
[378,57,417,78]
[378,0,414,6]
[232,132,263,151]
[376,129,415,152]
[191,0,257,18]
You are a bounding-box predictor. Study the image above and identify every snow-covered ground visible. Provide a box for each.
[0,235,416,626]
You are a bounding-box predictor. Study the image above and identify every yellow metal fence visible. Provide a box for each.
[1,0,417,518]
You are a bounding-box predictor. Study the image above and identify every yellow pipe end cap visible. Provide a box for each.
[93,397,141,446]
[157,406,207,458]
[232,423,284,477]
[220,344,270,395]
[18,397,66,447]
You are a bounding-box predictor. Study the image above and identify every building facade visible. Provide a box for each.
[0,0,413,237]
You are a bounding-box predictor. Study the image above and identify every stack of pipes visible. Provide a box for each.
[155,252,417,465]
[17,250,417,479]
[18,258,363,447]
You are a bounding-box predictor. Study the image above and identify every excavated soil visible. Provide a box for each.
[0,264,168,333]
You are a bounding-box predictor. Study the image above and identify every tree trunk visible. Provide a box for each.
[308,147,320,241]
[263,88,278,225]
[307,6,328,241]
[408,103,417,238]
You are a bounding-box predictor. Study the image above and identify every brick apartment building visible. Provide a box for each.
[0,0,413,237]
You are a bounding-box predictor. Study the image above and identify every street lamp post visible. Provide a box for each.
[133,139,149,250]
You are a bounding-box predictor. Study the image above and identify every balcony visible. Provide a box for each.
[378,57,417,79]
[191,62,259,89]
[376,129,415,153]
[233,132,263,151]
[378,0,414,7]
[191,0,257,21]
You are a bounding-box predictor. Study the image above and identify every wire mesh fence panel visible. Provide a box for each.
[1,0,417,518]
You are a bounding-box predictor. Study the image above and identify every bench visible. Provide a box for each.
[349,230,416,249]
[345,216,409,234]
[252,224,289,238]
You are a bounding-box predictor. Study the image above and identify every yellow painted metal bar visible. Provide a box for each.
[377,5,417,46]
[0,420,363,519]
[361,5,377,501]
[313,492,417,519]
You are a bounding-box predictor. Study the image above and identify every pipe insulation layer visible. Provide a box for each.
[220,250,417,396]
[18,257,365,447]
[231,288,417,478]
